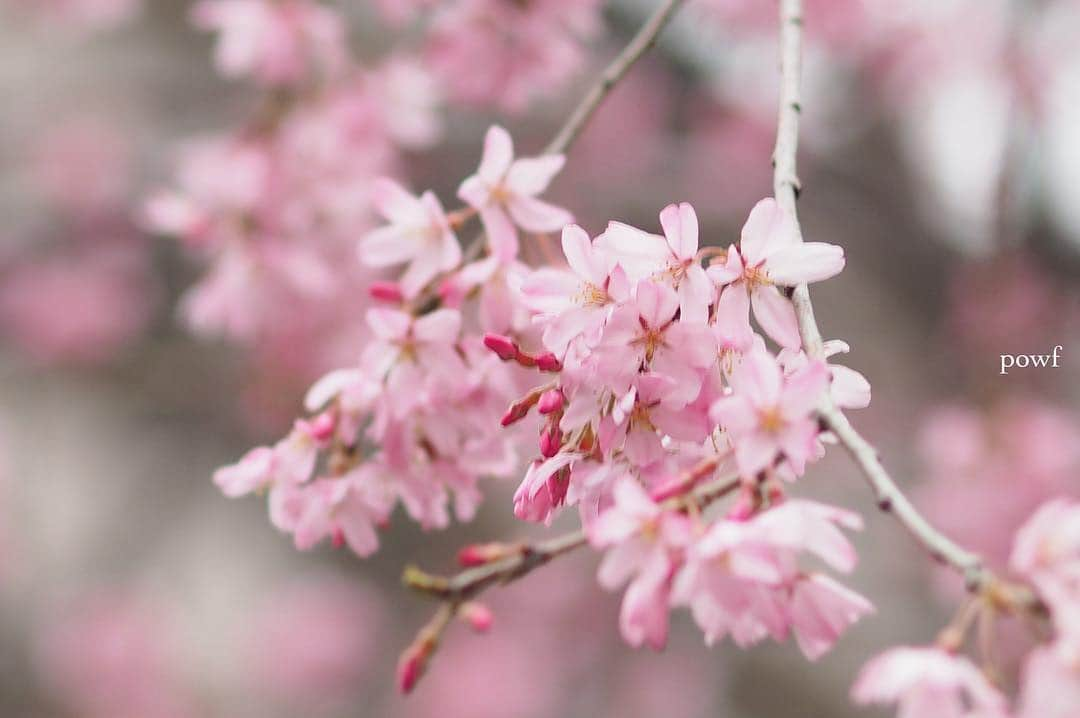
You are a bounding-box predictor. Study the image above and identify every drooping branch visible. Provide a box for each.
[397,470,740,692]
[771,0,1032,604]
[403,470,739,605]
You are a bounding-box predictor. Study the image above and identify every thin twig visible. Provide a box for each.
[396,470,740,693]
[771,0,1033,603]
[404,472,740,604]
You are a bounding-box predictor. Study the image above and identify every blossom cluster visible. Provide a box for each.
[212,124,572,553]
[378,0,605,112]
[213,111,885,662]
[854,498,1080,718]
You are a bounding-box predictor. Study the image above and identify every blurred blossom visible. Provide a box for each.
[918,399,1080,572]
[944,254,1078,368]
[191,0,347,87]
[424,0,604,112]
[33,589,193,718]
[245,577,385,711]
[29,118,133,217]
[0,241,154,365]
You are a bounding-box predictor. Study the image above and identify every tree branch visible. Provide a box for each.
[771,0,1027,599]
[396,470,740,692]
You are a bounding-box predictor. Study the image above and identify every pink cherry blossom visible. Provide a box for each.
[711,346,828,477]
[191,0,346,86]
[359,179,461,298]
[595,280,716,407]
[779,339,872,410]
[1017,645,1080,718]
[458,125,573,260]
[852,646,1009,718]
[594,203,714,324]
[672,500,868,655]
[708,198,845,348]
[424,0,603,112]
[214,417,324,497]
[588,478,692,649]
[1010,498,1080,653]
[285,467,395,557]
[519,223,629,356]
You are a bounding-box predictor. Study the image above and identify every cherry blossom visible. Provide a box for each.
[359,179,461,298]
[588,478,692,650]
[673,500,870,656]
[852,646,1009,718]
[708,198,845,348]
[458,125,573,260]
[191,0,346,87]
[710,346,829,478]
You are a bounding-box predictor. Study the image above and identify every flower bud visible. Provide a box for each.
[537,388,565,414]
[539,424,561,458]
[535,352,563,372]
[369,281,404,303]
[459,602,494,633]
[483,333,519,361]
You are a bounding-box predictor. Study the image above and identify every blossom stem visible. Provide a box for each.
[398,472,740,691]
[771,0,1036,608]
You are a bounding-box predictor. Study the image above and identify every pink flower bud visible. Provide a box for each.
[483,333,519,361]
[307,410,337,443]
[457,542,512,567]
[501,390,542,426]
[546,467,570,508]
[539,424,561,458]
[459,602,494,633]
[537,389,565,414]
[396,641,429,694]
[535,352,563,372]
[369,281,404,303]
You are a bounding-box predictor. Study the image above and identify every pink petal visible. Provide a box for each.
[635,280,679,329]
[372,177,424,222]
[659,202,699,259]
[729,346,783,407]
[596,222,670,281]
[457,174,490,209]
[779,360,829,419]
[713,284,755,352]
[561,224,607,284]
[740,198,798,264]
[478,125,514,182]
[766,242,845,285]
[750,285,801,349]
[678,264,714,325]
[480,206,519,261]
[366,307,411,340]
[413,308,460,343]
[359,226,418,266]
[506,195,573,233]
[505,154,566,196]
[790,574,874,660]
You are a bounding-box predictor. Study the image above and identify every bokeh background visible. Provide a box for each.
[0,1,1078,716]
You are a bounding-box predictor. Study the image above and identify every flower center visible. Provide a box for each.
[758,406,785,433]
[576,281,609,307]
